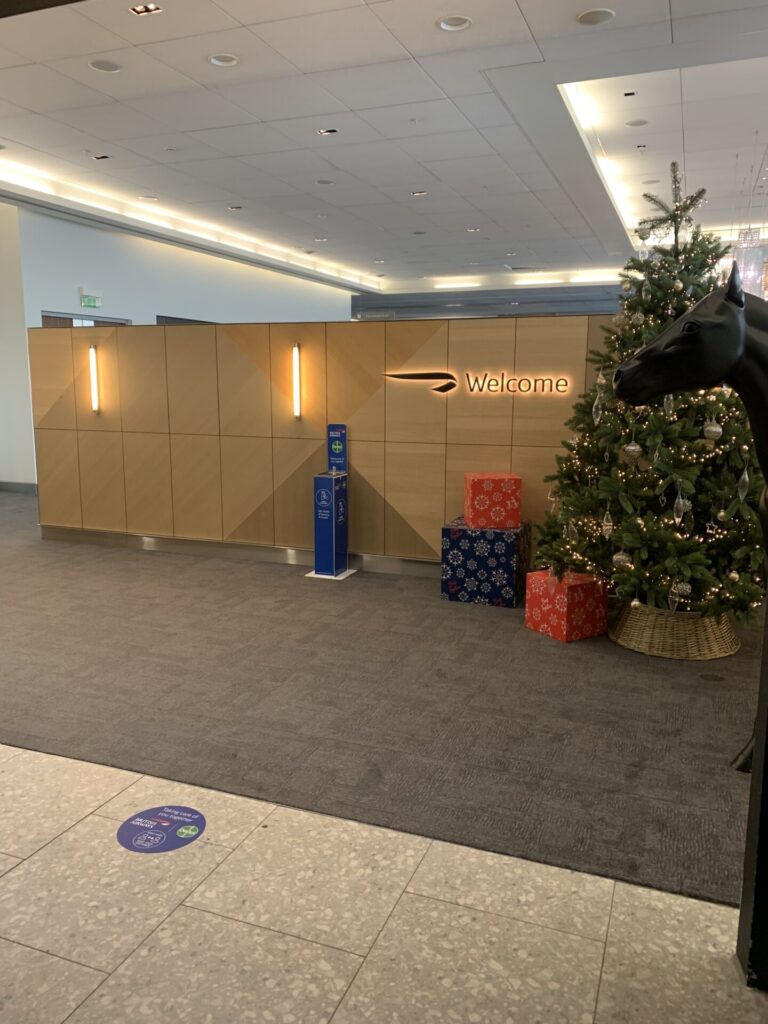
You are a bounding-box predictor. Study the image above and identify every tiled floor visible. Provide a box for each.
[0,743,766,1024]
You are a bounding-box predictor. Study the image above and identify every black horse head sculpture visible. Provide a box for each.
[613,262,746,403]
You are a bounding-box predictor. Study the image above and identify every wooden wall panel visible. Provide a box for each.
[385,442,445,559]
[221,435,274,545]
[123,432,173,537]
[510,446,560,528]
[170,434,222,541]
[166,325,219,434]
[447,318,515,446]
[273,437,326,548]
[78,430,126,533]
[445,444,511,523]
[270,323,326,440]
[72,327,121,432]
[34,429,81,528]
[586,315,613,391]
[348,440,385,555]
[385,320,448,444]
[217,324,271,437]
[117,326,169,433]
[28,329,76,429]
[327,322,385,441]
[513,316,588,448]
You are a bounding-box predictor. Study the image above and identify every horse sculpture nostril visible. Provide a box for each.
[613,369,622,385]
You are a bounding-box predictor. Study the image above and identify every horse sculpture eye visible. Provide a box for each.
[681,320,698,334]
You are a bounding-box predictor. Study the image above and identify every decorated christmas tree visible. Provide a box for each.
[536,162,765,620]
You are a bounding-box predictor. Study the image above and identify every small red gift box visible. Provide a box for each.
[464,473,522,529]
[524,570,607,643]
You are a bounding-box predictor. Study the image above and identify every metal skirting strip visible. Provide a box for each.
[39,526,440,578]
[0,481,37,494]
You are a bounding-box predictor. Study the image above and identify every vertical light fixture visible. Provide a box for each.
[292,343,301,419]
[88,344,100,413]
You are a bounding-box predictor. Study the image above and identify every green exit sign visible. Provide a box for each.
[80,294,102,309]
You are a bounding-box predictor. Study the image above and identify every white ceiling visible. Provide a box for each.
[0,0,765,291]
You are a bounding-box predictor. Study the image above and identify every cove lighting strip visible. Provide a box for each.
[88,345,99,413]
[0,158,382,292]
[292,344,301,419]
[432,269,621,290]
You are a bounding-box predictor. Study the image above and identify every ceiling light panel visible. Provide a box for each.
[140,27,296,86]
[50,48,199,101]
[373,0,533,56]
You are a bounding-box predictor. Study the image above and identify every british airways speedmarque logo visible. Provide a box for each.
[384,371,458,393]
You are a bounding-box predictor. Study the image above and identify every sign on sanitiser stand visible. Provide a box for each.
[306,424,356,580]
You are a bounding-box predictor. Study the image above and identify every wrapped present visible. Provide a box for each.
[441,517,530,607]
[524,570,607,642]
[464,473,522,529]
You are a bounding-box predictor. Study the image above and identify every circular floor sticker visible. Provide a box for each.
[116,806,206,854]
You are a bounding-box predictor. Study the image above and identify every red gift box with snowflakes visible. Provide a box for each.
[524,570,608,642]
[463,473,522,529]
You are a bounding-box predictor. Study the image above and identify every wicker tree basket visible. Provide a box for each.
[608,601,740,660]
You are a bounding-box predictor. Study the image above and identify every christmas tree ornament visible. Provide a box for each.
[729,571,740,582]
[596,370,607,387]
[592,395,603,425]
[631,311,645,327]
[717,508,727,521]
[623,438,642,463]
[659,493,667,507]
[612,550,632,570]
[738,465,750,501]
[663,393,675,415]
[613,313,626,328]
[601,507,613,538]
[673,488,686,526]
[565,520,578,542]
[673,279,684,291]
[668,586,679,612]
[641,280,652,302]
[702,416,722,441]
[622,280,631,292]
[604,450,610,463]
[721,384,733,399]
[631,597,641,608]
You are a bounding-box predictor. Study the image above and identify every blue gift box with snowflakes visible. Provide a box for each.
[440,517,530,607]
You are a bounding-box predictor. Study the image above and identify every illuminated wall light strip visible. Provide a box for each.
[514,276,565,286]
[568,269,621,284]
[433,280,481,289]
[292,344,301,420]
[88,345,100,413]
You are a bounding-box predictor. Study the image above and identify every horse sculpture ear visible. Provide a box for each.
[725,261,745,308]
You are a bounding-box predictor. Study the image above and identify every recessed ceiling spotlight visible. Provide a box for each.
[304,249,316,254]
[438,15,472,31]
[624,91,636,97]
[466,227,480,232]
[374,259,385,263]
[227,204,242,210]
[413,230,426,235]
[90,153,111,160]
[130,3,162,14]
[162,146,179,152]
[209,54,239,67]
[468,261,480,265]
[314,237,328,242]
[625,118,648,127]
[576,8,615,26]
[315,178,334,185]
[137,194,158,201]
[411,190,428,197]
[636,143,646,150]
[642,178,660,184]
[316,128,338,135]
[88,59,121,73]
[505,252,517,256]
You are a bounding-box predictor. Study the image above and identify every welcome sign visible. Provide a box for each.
[385,371,571,395]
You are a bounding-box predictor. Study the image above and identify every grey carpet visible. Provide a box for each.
[0,493,760,905]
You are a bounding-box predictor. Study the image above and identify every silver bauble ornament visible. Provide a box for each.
[596,370,607,387]
[729,571,740,582]
[622,281,631,292]
[717,508,727,521]
[663,393,675,416]
[623,440,642,463]
[673,489,686,526]
[738,465,750,501]
[602,508,613,539]
[641,281,652,302]
[630,597,641,608]
[631,311,645,327]
[673,279,684,292]
[703,417,723,441]
[592,395,604,425]
[612,550,633,570]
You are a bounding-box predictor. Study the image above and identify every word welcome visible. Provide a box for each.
[465,373,569,394]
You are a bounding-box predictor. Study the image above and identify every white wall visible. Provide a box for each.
[0,206,352,483]
[18,208,352,327]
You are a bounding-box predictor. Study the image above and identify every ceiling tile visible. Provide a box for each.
[51,103,168,141]
[241,148,339,179]
[215,75,347,120]
[349,161,439,186]
[0,64,106,113]
[187,122,298,155]
[46,140,153,171]
[372,0,533,56]
[309,58,445,108]
[319,139,412,170]
[127,90,255,131]
[453,92,515,129]
[671,0,768,12]
[398,129,495,161]
[115,131,224,162]
[357,98,471,138]
[250,7,407,73]
[0,112,102,149]
[517,0,670,36]
[141,28,298,87]
[0,7,128,62]
[421,153,523,185]
[264,111,382,146]
[416,42,542,97]
[214,0,364,21]
[51,48,200,101]
[76,0,239,45]
[0,46,29,70]
[481,124,533,155]
[535,22,672,61]
[169,156,299,197]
